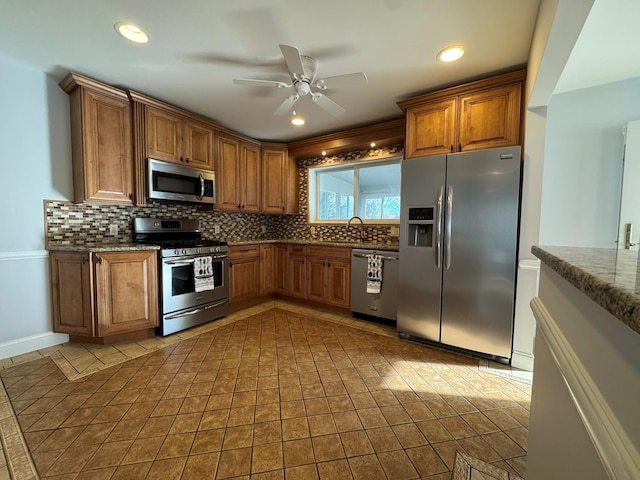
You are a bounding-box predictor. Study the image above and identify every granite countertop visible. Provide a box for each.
[226,239,400,251]
[532,245,640,335]
[47,243,160,252]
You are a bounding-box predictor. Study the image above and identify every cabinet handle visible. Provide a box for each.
[82,257,88,264]
[95,255,102,265]
[450,144,453,153]
[238,204,241,209]
[458,143,462,152]
[229,262,233,268]
[128,193,133,200]
[185,157,189,163]
[180,156,184,162]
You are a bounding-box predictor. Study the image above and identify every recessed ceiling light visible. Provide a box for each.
[370,142,376,148]
[115,22,149,44]
[291,111,305,126]
[321,151,327,156]
[437,45,465,63]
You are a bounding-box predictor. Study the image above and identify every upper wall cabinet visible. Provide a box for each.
[59,73,134,205]
[144,106,214,170]
[215,132,262,213]
[262,143,299,214]
[398,69,526,159]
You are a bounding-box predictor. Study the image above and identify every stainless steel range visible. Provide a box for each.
[133,217,229,336]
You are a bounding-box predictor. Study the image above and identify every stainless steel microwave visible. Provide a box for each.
[147,158,215,204]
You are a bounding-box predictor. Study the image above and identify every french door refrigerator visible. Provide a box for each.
[397,146,521,361]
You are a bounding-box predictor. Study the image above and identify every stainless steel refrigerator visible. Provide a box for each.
[397,146,521,361]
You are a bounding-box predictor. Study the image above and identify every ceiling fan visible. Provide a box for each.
[233,44,367,117]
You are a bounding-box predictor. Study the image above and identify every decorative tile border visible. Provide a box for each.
[452,451,524,480]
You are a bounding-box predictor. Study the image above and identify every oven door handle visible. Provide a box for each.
[164,259,195,266]
[164,300,227,320]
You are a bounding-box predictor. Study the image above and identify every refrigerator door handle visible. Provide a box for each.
[445,186,453,270]
[434,186,444,268]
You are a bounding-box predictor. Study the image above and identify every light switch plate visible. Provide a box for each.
[109,224,118,236]
[214,225,220,234]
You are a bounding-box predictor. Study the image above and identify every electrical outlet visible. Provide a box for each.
[261,225,267,234]
[214,225,220,234]
[109,224,118,236]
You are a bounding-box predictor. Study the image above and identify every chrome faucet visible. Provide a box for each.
[347,216,367,242]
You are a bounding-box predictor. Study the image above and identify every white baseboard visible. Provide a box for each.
[511,350,535,371]
[0,332,69,360]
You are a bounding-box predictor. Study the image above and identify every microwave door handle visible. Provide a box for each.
[198,174,205,200]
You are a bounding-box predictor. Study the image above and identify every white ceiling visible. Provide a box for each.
[0,0,540,142]
[554,0,640,94]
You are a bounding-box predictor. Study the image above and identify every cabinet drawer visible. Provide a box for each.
[230,245,260,259]
[288,245,306,256]
[306,246,350,260]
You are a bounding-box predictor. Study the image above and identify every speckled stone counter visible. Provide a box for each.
[226,239,400,251]
[532,245,640,335]
[47,243,160,252]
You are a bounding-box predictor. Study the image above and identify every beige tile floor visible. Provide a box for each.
[0,301,531,479]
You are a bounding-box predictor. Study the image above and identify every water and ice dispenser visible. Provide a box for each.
[406,207,434,247]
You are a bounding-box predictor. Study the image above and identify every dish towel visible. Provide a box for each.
[366,254,383,294]
[194,256,215,292]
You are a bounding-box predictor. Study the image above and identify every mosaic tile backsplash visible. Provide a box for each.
[45,145,404,246]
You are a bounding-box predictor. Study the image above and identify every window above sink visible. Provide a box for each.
[308,156,401,224]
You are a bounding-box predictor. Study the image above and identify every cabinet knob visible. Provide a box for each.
[458,143,462,152]
[450,145,453,153]
[180,156,184,162]
[185,157,189,163]
[237,204,241,209]
[128,193,133,200]
[95,255,102,264]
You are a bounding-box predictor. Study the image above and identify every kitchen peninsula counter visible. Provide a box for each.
[532,245,640,335]
[527,245,640,480]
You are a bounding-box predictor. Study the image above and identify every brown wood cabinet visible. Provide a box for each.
[399,69,526,159]
[274,244,288,295]
[59,73,134,205]
[261,145,288,214]
[229,245,260,304]
[287,245,307,299]
[50,250,158,342]
[260,244,275,296]
[305,246,351,308]
[144,106,214,169]
[216,133,262,212]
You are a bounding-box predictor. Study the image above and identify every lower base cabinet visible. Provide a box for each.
[228,243,352,309]
[229,245,260,304]
[50,250,158,342]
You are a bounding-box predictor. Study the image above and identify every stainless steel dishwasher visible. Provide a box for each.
[350,249,399,321]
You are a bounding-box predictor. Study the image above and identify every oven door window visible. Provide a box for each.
[169,259,223,296]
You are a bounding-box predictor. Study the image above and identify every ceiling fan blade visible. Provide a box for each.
[315,72,368,90]
[233,78,290,88]
[311,93,346,117]
[279,44,305,78]
[274,94,299,116]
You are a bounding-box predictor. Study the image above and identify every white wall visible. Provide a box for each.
[540,76,640,247]
[619,120,640,249]
[0,54,72,358]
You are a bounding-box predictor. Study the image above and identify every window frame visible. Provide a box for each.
[308,156,402,225]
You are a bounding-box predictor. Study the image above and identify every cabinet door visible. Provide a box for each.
[183,120,214,170]
[79,89,133,204]
[458,83,522,152]
[288,255,306,298]
[306,257,326,303]
[242,143,261,212]
[216,134,241,211]
[94,251,158,337]
[261,148,287,213]
[229,257,260,303]
[405,98,457,159]
[50,252,95,336]
[145,107,183,164]
[326,259,350,308]
[274,244,288,294]
[260,244,274,296]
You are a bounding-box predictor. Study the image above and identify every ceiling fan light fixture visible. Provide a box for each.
[115,22,149,44]
[291,110,305,126]
[437,45,465,63]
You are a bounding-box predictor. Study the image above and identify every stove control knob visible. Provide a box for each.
[196,248,202,254]
[174,249,180,256]
[182,249,187,255]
